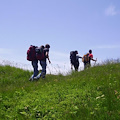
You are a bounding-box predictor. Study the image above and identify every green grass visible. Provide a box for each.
[0,63,120,120]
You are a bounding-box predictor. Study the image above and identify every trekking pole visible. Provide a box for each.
[94,58,97,66]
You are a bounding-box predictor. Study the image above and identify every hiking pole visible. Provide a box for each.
[94,58,97,66]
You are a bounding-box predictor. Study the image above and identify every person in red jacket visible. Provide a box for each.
[83,49,97,69]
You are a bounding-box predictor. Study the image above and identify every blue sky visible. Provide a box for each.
[0,0,120,74]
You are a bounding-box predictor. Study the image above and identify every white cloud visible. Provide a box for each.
[105,5,118,16]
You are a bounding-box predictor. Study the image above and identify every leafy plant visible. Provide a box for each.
[0,62,120,119]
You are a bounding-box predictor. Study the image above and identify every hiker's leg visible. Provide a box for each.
[86,63,90,68]
[76,62,79,71]
[88,63,91,68]
[31,60,38,78]
[75,66,78,71]
[74,63,78,71]
[37,61,46,79]
[84,63,86,70]
[41,61,47,78]
[73,64,76,70]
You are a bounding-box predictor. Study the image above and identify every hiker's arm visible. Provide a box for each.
[47,57,51,64]
[91,58,97,62]
[77,55,82,59]
[45,52,51,64]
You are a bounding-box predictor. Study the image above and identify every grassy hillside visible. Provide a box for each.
[0,63,120,120]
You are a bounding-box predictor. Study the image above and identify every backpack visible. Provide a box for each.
[70,51,76,64]
[82,53,90,63]
[36,47,45,60]
[27,45,37,61]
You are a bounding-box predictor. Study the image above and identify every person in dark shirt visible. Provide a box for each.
[34,44,51,79]
[70,50,82,71]
[28,45,39,81]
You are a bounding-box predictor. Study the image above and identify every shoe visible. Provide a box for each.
[34,77,39,80]
[29,77,34,81]
[31,78,34,81]
[29,77,32,81]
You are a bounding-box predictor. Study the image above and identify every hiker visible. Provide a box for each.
[82,49,97,69]
[34,44,51,79]
[70,50,82,71]
[27,45,39,81]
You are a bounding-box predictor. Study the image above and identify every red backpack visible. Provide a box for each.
[27,45,37,61]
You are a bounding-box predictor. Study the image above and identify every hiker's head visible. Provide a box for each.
[40,45,44,49]
[89,49,92,54]
[45,44,50,48]
[75,50,78,54]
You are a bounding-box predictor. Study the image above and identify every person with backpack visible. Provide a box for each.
[34,44,51,79]
[82,49,97,69]
[27,45,39,81]
[70,50,82,71]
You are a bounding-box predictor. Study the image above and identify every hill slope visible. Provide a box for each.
[0,63,120,120]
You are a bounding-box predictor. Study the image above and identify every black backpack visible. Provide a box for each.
[70,51,76,64]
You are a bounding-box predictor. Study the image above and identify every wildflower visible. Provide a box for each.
[114,90,118,95]
[117,95,120,99]
[101,94,105,98]
[24,106,28,110]
[51,107,54,109]
[96,96,100,100]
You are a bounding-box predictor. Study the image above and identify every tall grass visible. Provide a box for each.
[0,61,120,120]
